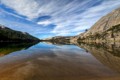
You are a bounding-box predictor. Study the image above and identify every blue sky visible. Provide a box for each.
[0,0,120,39]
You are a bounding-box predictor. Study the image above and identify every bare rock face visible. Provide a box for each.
[86,8,120,35]
[77,7,120,42]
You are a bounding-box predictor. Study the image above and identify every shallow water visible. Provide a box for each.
[0,42,120,80]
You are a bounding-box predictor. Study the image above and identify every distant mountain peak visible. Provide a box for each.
[0,24,6,29]
[0,24,40,42]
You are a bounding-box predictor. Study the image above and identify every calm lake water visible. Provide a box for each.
[0,42,120,80]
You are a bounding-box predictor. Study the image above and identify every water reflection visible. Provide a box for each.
[76,42,120,73]
[0,42,38,57]
[0,42,120,80]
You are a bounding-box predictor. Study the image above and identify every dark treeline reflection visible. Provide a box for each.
[0,42,38,56]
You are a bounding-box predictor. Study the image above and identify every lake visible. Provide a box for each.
[0,42,120,80]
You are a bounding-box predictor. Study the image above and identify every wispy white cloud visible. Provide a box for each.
[37,20,52,26]
[1,0,120,38]
[1,0,40,19]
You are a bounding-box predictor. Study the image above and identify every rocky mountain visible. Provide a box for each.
[76,7,120,42]
[43,8,120,43]
[43,36,71,44]
[0,24,40,42]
